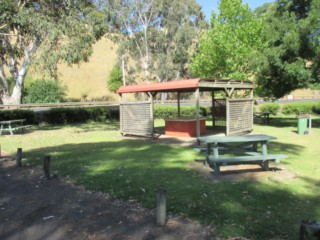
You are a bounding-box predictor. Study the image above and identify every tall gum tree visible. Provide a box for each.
[0,0,105,105]
[103,0,207,89]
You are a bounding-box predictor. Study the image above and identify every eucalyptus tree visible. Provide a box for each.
[253,0,320,98]
[191,0,265,80]
[0,0,105,104]
[103,0,207,87]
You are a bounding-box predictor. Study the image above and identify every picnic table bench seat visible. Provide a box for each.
[208,154,288,173]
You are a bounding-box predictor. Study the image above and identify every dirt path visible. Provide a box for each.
[0,158,215,240]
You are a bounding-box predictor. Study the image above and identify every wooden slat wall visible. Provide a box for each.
[120,102,153,137]
[227,99,253,135]
[212,99,227,127]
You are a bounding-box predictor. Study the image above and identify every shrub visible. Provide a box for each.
[259,103,280,115]
[23,79,67,103]
[282,102,316,115]
[0,110,35,124]
[154,106,208,119]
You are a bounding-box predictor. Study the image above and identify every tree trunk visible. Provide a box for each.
[1,75,23,105]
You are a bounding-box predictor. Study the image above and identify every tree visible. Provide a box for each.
[253,0,320,98]
[107,65,123,92]
[0,0,106,105]
[103,0,207,88]
[190,0,264,80]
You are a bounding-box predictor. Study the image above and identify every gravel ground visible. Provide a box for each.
[0,156,215,240]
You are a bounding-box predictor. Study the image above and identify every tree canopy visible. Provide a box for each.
[190,0,265,80]
[102,0,207,87]
[253,0,320,98]
[0,0,106,104]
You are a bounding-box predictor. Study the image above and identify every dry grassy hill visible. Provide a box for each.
[57,36,118,101]
[29,35,319,101]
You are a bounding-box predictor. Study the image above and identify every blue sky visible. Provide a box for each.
[197,0,275,19]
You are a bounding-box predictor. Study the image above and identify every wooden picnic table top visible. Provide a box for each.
[198,134,277,144]
[0,119,26,124]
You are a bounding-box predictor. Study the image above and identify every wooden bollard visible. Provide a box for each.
[156,188,167,225]
[299,220,320,240]
[43,155,51,179]
[16,148,22,167]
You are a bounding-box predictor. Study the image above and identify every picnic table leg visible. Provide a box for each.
[205,143,211,167]
[0,124,3,136]
[213,143,221,173]
[261,141,269,171]
[8,124,13,135]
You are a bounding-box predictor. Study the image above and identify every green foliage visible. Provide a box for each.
[312,103,320,114]
[107,65,123,92]
[154,106,208,119]
[0,0,106,104]
[105,0,207,84]
[0,110,35,124]
[22,79,67,104]
[259,103,280,115]
[191,0,264,80]
[42,107,119,124]
[253,0,320,98]
[281,102,317,115]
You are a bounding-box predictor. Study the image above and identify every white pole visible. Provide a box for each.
[122,55,126,86]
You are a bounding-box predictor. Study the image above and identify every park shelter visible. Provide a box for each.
[116,78,255,138]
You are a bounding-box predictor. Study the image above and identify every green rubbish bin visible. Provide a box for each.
[297,115,308,134]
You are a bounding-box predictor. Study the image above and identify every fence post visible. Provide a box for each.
[43,155,51,179]
[16,148,22,167]
[156,188,167,225]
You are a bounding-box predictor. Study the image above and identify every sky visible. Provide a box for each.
[197,0,275,19]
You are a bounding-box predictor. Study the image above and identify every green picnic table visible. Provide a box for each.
[197,134,287,174]
[0,119,31,136]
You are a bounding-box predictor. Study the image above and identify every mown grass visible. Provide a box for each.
[1,117,320,240]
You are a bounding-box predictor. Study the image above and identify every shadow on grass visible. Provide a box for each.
[34,121,120,132]
[23,139,318,240]
[255,116,320,128]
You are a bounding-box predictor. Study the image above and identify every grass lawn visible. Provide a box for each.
[1,116,320,240]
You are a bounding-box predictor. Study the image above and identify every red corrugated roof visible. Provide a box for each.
[116,78,201,94]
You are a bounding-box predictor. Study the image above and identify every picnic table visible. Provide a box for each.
[197,134,287,174]
[254,112,270,124]
[0,119,31,136]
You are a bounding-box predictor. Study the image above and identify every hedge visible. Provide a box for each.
[259,103,280,115]
[154,105,209,119]
[0,110,36,124]
[42,107,119,124]
[281,102,318,115]
[312,103,320,114]
[0,107,119,125]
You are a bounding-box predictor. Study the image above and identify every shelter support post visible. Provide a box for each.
[177,92,181,117]
[212,91,215,127]
[119,94,123,135]
[148,92,156,139]
[195,88,200,138]
[226,98,230,136]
